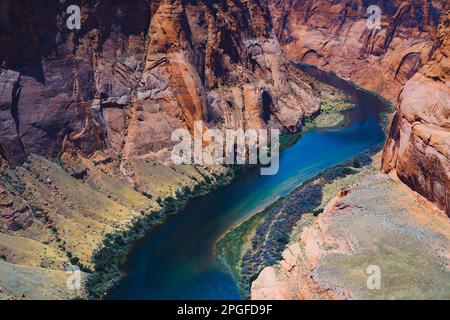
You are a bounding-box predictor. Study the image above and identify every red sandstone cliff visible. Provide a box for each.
[269,0,449,214]
[0,0,320,170]
[382,8,449,215]
[0,1,328,299]
[269,0,445,101]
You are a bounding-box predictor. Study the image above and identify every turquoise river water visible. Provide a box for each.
[106,66,387,299]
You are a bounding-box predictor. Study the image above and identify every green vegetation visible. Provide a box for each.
[319,97,354,113]
[302,96,355,133]
[352,160,362,168]
[0,169,27,195]
[86,201,186,298]
[215,208,268,284]
[279,131,302,150]
[86,168,236,299]
[214,147,382,296]
[280,96,354,149]
[142,191,152,199]
[295,62,394,132]
[308,113,345,129]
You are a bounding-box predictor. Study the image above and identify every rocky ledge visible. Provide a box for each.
[382,8,449,215]
[251,154,450,299]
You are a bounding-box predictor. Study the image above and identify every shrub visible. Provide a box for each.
[352,160,362,168]
[69,257,80,265]
[183,186,191,194]
[142,191,152,199]
[342,167,355,175]
[165,196,175,202]
[313,208,324,216]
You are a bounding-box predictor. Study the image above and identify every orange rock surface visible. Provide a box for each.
[269,0,449,215]
[0,0,321,169]
[270,0,446,101]
[382,7,450,215]
[252,171,450,300]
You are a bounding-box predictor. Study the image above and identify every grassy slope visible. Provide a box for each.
[0,153,233,299]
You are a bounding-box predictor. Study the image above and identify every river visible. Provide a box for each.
[106,66,387,300]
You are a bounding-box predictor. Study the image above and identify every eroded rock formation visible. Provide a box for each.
[269,0,445,100]
[0,0,320,169]
[0,0,327,299]
[252,162,450,300]
[269,0,449,214]
[382,8,450,215]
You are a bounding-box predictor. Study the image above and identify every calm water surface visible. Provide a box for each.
[106,66,387,299]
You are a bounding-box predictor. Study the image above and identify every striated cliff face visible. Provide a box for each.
[269,0,445,101]
[382,8,450,215]
[0,0,150,167]
[0,0,319,170]
[250,0,450,299]
[0,0,328,299]
[269,0,449,214]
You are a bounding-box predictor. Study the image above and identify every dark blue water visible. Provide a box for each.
[106,66,387,300]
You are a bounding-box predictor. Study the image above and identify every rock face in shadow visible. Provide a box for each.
[269,0,445,101]
[0,0,151,165]
[0,1,326,299]
[0,0,320,168]
[382,8,450,215]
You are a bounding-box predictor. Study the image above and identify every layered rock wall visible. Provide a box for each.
[269,0,449,214]
[269,0,445,100]
[382,8,450,215]
[0,0,320,169]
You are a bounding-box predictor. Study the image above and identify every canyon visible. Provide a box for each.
[250,0,450,299]
[269,0,449,214]
[0,0,321,168]
[0,0,449,300]
[0,0,325,299]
